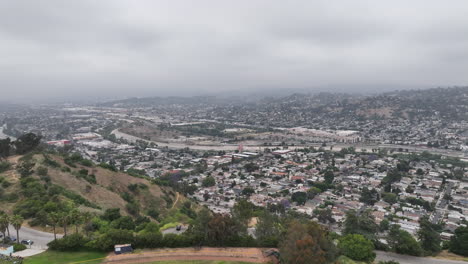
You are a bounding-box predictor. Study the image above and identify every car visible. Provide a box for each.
[21,239,33,245]
[5,236,16,242]
[176,225,182,231]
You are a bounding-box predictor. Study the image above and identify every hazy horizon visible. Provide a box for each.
[1,1,468,103]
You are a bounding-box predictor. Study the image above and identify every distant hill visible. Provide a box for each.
[97,95,246,108]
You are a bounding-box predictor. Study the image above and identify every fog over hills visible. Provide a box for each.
[1,1,468,102]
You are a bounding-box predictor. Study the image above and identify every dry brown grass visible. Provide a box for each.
[432,250,468,262]
[1,153,183,222]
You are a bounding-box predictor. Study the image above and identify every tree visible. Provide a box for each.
[417,216,442,254]
[244,163,259,173]
[360,187,380,205]
[206,213,238,246]
[13,133,41,155]
[48,212,61,240]
[255,210,282,247]
[387,225,422,256]
[279,220,336,264]
[338,234,376,263]
[231,200,254,234]
[379,219,390,232]
[59,212,71,236]
[190,208,211,245]
[202,176,216,187]
[382,169,402,185]
[0,213,9,243]
[68,210,82,234]
[0,138,11,159]
[102,208,121,222]
[343,210,378,241]
[111,216,135,230]
[291,191,307,205]
[11,215,24,242]
[81,212,94,237]
[382,192,398,204]
[324,170,334,184]
[307,187,321,199]
[314,208,335,225]
[241,187,255,197]
[449,225,468,256]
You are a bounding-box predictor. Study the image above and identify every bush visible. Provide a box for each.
[0,161,11,173]
[99,163,117,172]
[88,229,134,251]
[162,233,193,248]
[135,232,163,248]
[13,243,27,252]
[43,157,61,168]
[80,159,93,167]
[338,234,376,263]
[449,226,468,256]
[48,234,90,251]
[36,166,48,176]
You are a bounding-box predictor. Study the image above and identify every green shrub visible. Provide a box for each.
[338,234,376,263]
[13,243,27,252]
[79,159,93,167]
[0,161,11,173]
[48,234,90,251]
[99,163,117,172]
[1,180,11,188]
[37,166,48,176]
[43,157,61,168]
[88,229,134,251]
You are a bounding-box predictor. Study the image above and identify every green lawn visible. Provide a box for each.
[24,250,107,264]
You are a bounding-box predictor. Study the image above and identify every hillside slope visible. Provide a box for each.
[0,152,185,223]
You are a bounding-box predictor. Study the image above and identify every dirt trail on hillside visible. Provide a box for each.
[101,247,270,263]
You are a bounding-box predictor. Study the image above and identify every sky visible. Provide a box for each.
[1,1,468,102]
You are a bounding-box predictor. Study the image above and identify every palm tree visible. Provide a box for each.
[81,212,94,237]
[0,214,9,243]
[11,215,24,242]
[59,212,70,236]
[70,210,81,234]
[48,212,61,240]
[5,215,11,237]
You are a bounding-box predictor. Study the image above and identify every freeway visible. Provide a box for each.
[111,128,467,158]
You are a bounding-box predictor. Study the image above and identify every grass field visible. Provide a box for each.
[24,250,107,264]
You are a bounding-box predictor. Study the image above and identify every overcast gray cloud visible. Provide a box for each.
[1,0,468,102]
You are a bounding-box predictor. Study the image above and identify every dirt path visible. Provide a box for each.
[171,192,180,209]
[101,247,269,263]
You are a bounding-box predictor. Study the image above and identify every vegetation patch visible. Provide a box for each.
[24,250,106,264]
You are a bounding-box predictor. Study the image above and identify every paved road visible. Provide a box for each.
[8,225,62,249]
[376,251,467,264]
[161,225,188,235]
